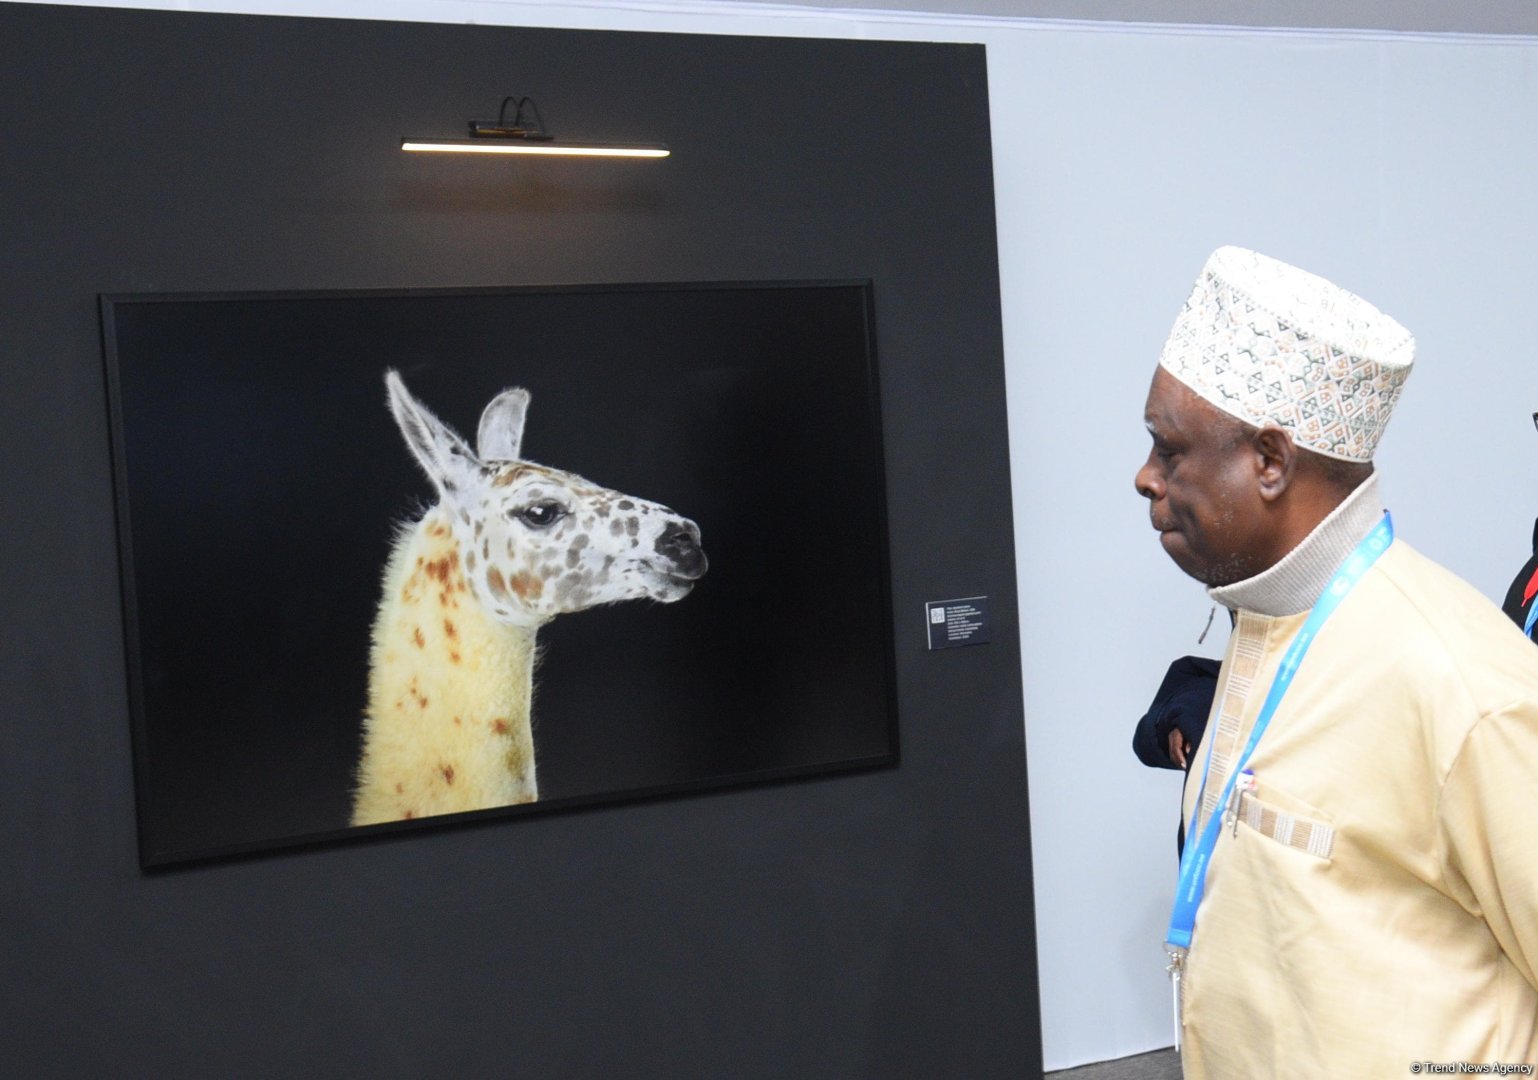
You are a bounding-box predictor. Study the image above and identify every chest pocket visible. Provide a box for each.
[1236,784,1336,860]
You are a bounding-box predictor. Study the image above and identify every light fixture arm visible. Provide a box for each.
[468,95,554,140]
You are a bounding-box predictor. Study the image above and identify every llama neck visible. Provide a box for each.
[353,508,541,826]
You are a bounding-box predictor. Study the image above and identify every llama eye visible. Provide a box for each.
[515,502,566,528]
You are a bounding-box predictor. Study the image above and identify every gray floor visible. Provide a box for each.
[1046,1048,1181,1080]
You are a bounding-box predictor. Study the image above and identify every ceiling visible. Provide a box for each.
[705,0,1538,36]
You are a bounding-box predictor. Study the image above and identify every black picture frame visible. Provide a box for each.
[101,281,898,867]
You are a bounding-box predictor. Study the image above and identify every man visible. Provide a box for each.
[1135,246,1538,1077]
[1502,470,1538,641]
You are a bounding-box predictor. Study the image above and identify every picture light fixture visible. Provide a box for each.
[401,96,669,159]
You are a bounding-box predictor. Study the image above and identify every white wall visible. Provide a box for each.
[997,25,1538,1069]
[32,0,1538,1067]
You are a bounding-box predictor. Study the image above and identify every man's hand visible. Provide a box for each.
[1168,729,1192,770]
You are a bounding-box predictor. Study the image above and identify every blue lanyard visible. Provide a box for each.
[1524,598,1538,639]
[1165,513,1394,952]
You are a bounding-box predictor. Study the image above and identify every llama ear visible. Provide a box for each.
[384,370,482,500]
[477,387,530,462]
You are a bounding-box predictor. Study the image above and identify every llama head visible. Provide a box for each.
[385,370,707,628]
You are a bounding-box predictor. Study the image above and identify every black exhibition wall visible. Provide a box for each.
[0,3,1039,1076]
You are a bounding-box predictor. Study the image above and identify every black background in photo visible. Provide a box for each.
[104,283,894,862]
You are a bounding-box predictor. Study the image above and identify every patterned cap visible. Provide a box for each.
[1158,246,1415,462]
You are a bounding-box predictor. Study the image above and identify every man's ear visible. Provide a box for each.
[1254,426,1297,502]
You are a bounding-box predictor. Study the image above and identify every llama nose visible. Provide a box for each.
[656,520,707,579]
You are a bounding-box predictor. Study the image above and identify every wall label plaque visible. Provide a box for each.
[926,596,990,650]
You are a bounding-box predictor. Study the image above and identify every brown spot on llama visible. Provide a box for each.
[510,571,542,600]
[425,554,457,584]
[491,465,531,488]
[486,566,510,603]
[407,680,429,710]
[504,741,530,777]
[401,570,424,604]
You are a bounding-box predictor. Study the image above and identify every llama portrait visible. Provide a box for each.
[106,283,895,866]
[352,370,708,826]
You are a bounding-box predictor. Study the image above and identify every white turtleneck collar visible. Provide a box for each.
[1208,473,1387,618]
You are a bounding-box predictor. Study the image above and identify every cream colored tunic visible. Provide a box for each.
[1179,477,1538,1077]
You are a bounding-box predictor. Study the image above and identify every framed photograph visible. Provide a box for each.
[102,281,897,866]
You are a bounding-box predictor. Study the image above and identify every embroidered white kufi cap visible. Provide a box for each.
[1158,246,1415,462]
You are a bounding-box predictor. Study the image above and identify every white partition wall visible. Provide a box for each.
[30,0,1538,1068]
[994,25,1538,1068]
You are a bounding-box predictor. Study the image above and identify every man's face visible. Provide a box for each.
[1135,367,1269,586]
